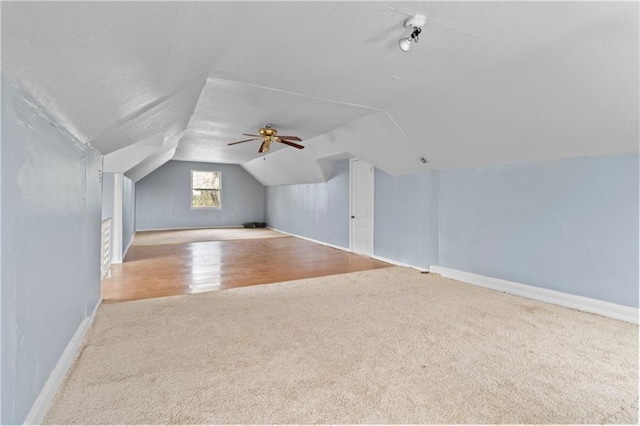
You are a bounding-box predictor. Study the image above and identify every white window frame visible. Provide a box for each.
[191,170,222,210]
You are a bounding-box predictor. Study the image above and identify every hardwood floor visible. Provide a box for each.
[102,231,391,302]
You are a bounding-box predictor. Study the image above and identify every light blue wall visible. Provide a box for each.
[0,75,3,425]
[437,154,639,308]
[373,153,639,308]
[101,173,115,261]
[1,76,103,424]
[101,173,134,260]
[265,159,350,248]
[374,169,439,269]
[135,160,264,230]
[122,175,135,252]
[101,172,114,219]
[264,154,638,308]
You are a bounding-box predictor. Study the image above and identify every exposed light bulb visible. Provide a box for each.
[398,14,425,52]
[398,37,412,52]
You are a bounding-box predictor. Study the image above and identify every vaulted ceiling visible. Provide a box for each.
[2,1,638,185]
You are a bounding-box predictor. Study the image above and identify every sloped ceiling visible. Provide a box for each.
[2,2,638,184]
[173,77,377,165]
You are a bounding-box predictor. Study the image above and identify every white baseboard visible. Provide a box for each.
[370,254,429,272]
[24,298,103,425]
[268,229,429,274]
[429,266,639,324]
[267,227,351,253]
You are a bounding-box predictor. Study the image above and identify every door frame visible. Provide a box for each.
[349,158,375,256]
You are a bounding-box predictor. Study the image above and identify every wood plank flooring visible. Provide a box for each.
[102,230,391,302]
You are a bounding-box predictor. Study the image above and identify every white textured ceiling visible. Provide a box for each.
[2,1,638,184]
[173,77,376,164]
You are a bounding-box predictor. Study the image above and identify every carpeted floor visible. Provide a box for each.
[45,267,638,424]
[132,227,288,246]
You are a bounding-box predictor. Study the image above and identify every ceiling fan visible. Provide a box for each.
[227,124,304,153]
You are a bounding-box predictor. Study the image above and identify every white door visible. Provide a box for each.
[350,159,374,256]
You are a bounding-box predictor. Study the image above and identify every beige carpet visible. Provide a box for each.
[132,227,288,246]
[45,267,638,424]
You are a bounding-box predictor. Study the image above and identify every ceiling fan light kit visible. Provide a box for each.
[399,14,425,52]
[227,124,304,154]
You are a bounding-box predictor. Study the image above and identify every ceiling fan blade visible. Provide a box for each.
[242,134,261,137]
[275,138,304,149]
[228,138,260,146]
[258,140,269,153]
[276,136,302,141]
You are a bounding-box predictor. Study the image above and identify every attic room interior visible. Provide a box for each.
[1,1,638,424]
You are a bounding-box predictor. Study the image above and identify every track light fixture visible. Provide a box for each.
[399,14,426,52]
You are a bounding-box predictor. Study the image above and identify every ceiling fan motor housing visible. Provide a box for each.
[227,124,303,153]
[259,126,277,137]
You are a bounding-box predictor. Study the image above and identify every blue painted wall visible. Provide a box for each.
[373,154,639,308]
[101,172,114,219]
[437,154,639,308]
[101,172,115,261]
[265,159,349,248]
[134,152,640,308]
[135,160,264,230]
[100,173,134,260]
[1,76,103,424]
[0,75,3,425]
[374,169,440,269]
[122,175,135,251]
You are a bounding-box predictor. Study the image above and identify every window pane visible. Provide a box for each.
[192,190,220,208]
[192,171,220,189]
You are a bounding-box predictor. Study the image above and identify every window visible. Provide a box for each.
[191,170,221,209]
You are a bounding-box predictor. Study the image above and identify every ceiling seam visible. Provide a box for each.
[203,76,426,162]
[382,111,427,161]
[205,76,383,112]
